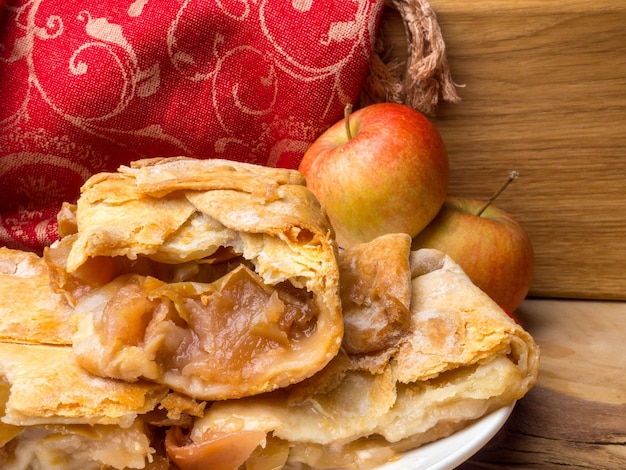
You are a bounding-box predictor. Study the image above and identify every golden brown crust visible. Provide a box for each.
[393,248,539,386]
[67,174,198,270]
[67,158,330,271]
[337,233,413,356]
[0,248,73,345]
[122,156,306,195]
[0,342,168,427]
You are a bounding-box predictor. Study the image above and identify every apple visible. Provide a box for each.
[411,194,534,313]
[299,102,448,248]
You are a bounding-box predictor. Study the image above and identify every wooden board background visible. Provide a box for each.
[380,1,626,301]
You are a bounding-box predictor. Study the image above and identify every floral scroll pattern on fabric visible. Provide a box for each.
[0,0,384,253]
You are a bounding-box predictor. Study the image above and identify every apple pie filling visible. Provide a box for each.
[44,240,321,400]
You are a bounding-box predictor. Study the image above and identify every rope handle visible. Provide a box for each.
[360,0,461,115]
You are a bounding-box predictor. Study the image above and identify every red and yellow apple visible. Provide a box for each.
[412,196,534,312]
[299,102,448,248]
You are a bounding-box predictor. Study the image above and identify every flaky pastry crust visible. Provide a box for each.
[0,342,168,428]
[0,248,73,345]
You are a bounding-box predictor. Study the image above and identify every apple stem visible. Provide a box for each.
[476,171,520,216]
[344,103,353,141]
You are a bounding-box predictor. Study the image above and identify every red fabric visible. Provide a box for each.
[1,0,384,253]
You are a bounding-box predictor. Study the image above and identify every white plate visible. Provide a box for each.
[377,402,515,470]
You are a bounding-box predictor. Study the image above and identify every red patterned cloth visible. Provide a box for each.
[1,0,384,253]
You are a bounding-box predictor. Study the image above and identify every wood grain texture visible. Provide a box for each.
[381,1,626,300]
[459,386,626,469]
[458,299,626,469]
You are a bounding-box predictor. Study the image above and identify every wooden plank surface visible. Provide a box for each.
[380,1,626,300]
[458,298,626,469]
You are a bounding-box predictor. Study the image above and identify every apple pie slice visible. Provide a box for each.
[44,157,343,401]
[182,234,539,469]
[0,247,183,470]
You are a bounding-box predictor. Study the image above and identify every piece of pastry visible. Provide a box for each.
[0,420,158,470]
[0,247,195,469]
[0,247,72,345]
[0,342,168,428]
[179,235,539,469]
[337,232,413,358]
[44,157,343,401]
[0,341,172,470]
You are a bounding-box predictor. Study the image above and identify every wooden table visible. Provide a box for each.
[379,2,626,302]
[457,298,626,469]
